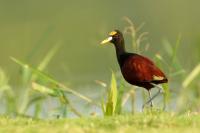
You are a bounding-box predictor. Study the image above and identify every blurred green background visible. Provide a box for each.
[0,0,200,88]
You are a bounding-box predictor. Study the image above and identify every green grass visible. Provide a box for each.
[0,112,200,133]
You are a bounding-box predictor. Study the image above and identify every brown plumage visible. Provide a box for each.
[121,54,168,90]
[101,29,168,107]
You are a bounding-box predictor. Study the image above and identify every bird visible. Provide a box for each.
[100,30,168,108]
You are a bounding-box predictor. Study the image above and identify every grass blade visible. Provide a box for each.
[37,44,60,71]
[11,57,99,107]
[182,63,200,88]
[104,72,118,116]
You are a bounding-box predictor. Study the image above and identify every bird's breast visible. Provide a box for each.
[120,60,141,84]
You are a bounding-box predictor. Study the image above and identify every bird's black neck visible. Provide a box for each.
[113,39,126,66]
[114,38,125,56]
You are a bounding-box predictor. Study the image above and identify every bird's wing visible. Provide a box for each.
[122,55,167,83]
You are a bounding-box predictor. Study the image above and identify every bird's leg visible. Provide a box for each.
[148,91,153,107]
[142,90,153,109]
[151,83,164,94]
[142,83,163,109]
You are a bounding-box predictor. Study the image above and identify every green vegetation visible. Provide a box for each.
[1,18,198,133]
[0,1,200,131]
[0,112,200,133]
[0,18,199,119]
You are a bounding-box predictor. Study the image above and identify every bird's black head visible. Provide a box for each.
[101,30,124,46]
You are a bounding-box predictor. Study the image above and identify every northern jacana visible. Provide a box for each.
[101,30,168,108]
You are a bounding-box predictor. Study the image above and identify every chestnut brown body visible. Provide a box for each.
[120,53,167,90]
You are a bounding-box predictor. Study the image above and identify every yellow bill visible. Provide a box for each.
[100,37,112,45]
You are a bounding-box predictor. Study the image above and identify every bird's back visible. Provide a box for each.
[119,53,168,90]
